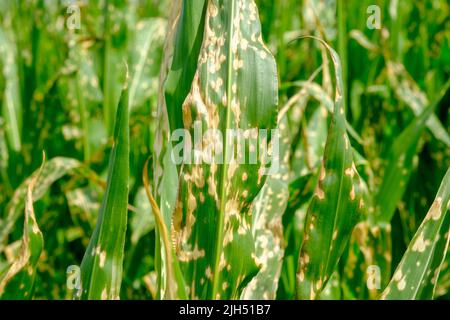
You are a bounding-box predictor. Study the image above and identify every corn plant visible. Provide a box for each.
[0,0,449,301]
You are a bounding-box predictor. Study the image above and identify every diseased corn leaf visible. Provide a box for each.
[296,39,367,300]
[170,0,279,299]
[342,222,392,300]
[381,169,450,300]
[165,0,208,134]
[152,0,184,298]
[0,157,85,249]
[387,61,450,148]
[241,119,290,300]
[375,81,450,224]
[0,27,22,152]
[317,271,341,300]
[0,158,44,299]
[79,81,129,300]
[435,252,450,298]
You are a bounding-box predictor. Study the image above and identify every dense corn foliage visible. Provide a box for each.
[0,0,449,300]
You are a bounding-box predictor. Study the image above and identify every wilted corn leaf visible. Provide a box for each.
[0,158,44,299]
[0,157,84,249]
[375,81,450,224]
[79,81,129,300]
[296,39,367,300]
[0,27,22,152]
[170,0,279,299]
[381,169,450,300]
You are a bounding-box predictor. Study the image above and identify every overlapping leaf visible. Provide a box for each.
[79,80,129,300]
[0,158,44,299]
[381,169,450,300]
[296,39,367,300]
[0,157,85,249]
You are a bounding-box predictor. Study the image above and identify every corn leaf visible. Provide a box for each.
[129,18,166,110]
[375,81,450,224]
[79,80,129,300]
[170,0,279,299]
[296,39,367,300]
[0,157,85,249]
[381,169,450,300]
[387,61,450,148]
[0,27,22,152]
[165,0,208,134]
[0,158,44,299]
[241,119,290,299]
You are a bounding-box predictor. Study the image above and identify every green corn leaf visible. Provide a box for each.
[296,38,367,300]
[170,0,279,299]
[381,169,450,300]
[0,157,44,300]
[0,157,85,249]
[130,187,155,245]
[79,79,130,300]
[0,27,22,152]
[375,81,450,224]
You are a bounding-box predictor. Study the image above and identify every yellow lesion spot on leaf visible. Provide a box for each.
[412,232,431,253]
[349,184,356,201]
[99,251,106,268]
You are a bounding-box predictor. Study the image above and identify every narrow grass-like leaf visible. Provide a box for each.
[143,161,187,300]
[296,38,367,300]
[79,79,130,300]
[0,157,44,299]
[381,169,450,300]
